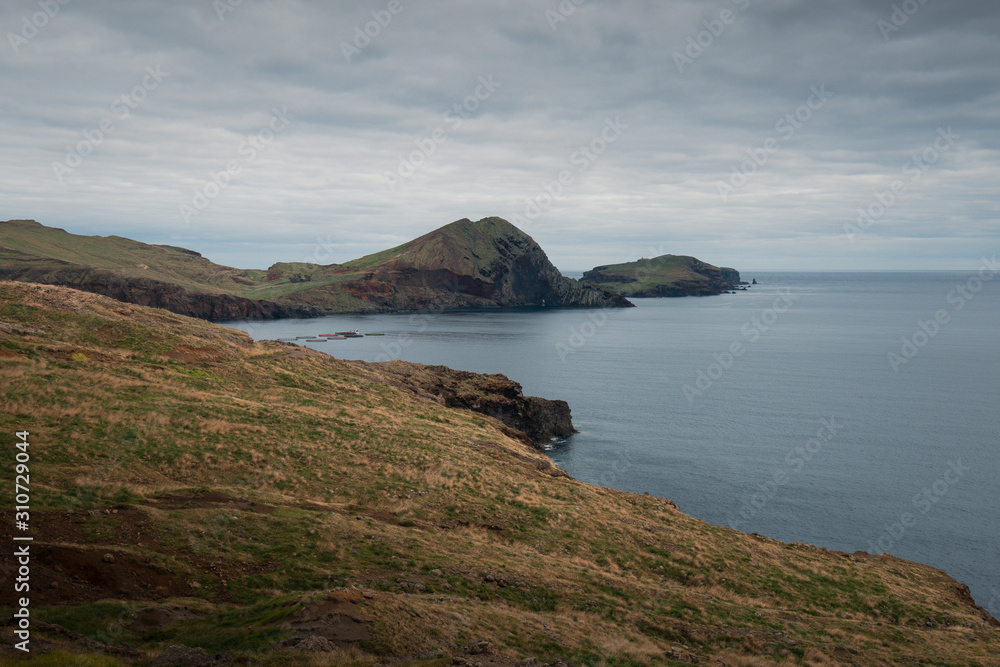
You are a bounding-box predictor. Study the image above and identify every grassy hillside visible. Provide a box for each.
[1,218,631,316]
[343,217,528,276]
[582,255,739,297]
[1,282,997,665]
[0,220,259,294]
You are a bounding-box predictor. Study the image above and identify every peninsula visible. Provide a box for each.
[0,217,632,319]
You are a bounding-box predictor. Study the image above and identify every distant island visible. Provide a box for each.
[0,217,742,320]
[581,255,743,297]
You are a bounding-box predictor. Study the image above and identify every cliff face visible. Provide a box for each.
[79,273,318,320]
[582,254,740,297]
[1,218,632,319]
[0,264,316,320]
[720,267,744,286]
[335,217,633,311]
[346,359,577,446]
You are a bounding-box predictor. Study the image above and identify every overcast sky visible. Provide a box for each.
[2,0,997,271]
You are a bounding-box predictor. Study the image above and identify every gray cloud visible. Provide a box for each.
[1,0,996,271]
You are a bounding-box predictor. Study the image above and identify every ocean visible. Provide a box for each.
[225,270,1000,618]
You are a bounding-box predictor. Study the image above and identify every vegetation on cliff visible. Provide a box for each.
[1,282,997,665]
[0,218,631,318]
[582,255,742,297]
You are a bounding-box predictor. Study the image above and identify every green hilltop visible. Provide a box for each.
[0,219,258,294]
[0,217,631,318]
[582,255,743,297]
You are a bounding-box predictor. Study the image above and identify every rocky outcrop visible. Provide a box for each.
[720,267,744,286]
[582,255,741,297]
[346,217,634,311]
[345,360,576,446]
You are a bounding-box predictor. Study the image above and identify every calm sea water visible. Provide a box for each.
[225,271,1000,617]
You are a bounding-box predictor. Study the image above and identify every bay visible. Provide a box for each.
[226,271,1000,617]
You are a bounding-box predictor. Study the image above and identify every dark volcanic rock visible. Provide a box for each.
[346,360,577,445]
[349,217,634,311]
[720,267,743,286]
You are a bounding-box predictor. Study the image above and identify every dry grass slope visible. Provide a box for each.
[0,281,997,666]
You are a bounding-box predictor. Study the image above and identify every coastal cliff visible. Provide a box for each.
[582,254,742,297]
[1,281,997,665]
[0,217,632,318]
[345,360,577,446]
[350,217,632,310]
[0,262,318,320]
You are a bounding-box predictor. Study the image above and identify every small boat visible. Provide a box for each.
[364,332,385,336]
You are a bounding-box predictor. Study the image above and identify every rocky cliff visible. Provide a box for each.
[0,262,317,320]
[582,254,741,297]
[720,266,744,286]
[1,218,632,318]
[345,359,577,446]
[327,217,633,312]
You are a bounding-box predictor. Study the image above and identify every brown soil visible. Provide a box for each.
[146,492,275,514]
[33,545,193,603]
[0,504,279,605]
[281,590,374,647]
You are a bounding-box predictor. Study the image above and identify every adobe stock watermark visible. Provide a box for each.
[845,127,958,244]
[987,586,1000,620]
[555,311,607,363]
[556,245,672,363]
[52,65,169,184]
[727,417,843,530]
[717,85,833,202]
[341,0,406,63]
[213,0,243,22]
[8,0,72,54]
[672,0,751,74]
[867,458,969,554]
[887,255,997,372]
[302,234,339,265]
[383,74,501,191]
[877,0,931,41]
[545,0,586,31]
[597,448,632,488]
[372,276,466,363]
[509,116,628,229]
[179,107,293,224]
[683,289,798,403]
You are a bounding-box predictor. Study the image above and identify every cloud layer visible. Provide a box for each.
[2,0,997,270]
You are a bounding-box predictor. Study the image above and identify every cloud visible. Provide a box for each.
[1,0,997,270]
